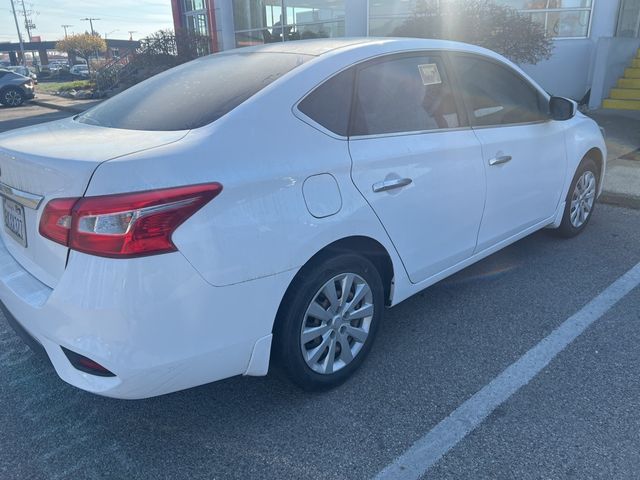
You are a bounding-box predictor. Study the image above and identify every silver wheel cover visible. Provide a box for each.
[300,273,374,375]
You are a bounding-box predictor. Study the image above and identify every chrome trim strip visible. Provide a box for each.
[0,182,43,210]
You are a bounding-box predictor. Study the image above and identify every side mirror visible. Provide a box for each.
[549,96,577,121]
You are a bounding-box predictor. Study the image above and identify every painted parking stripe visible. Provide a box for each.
[375,261,640,480]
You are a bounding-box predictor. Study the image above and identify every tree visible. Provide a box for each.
[139,29,212,63]
[392,0,553,65]
[56,33,107,74]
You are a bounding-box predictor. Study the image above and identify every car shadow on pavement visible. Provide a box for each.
[0,105,73,133]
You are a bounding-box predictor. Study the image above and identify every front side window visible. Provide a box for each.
[77,52,311,131]
[451,55,548,127]
[352,55,461,136]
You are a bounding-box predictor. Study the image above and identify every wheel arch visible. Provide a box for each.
[272,235,395,335]
[584,147,604,187]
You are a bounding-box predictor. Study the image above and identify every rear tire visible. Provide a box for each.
[0,87,25,107]
[273,253,384,391]
[556,157,598,238]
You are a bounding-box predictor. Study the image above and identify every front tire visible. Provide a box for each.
[556,158,598,238]
[274,253,384,391]
[0,88,25,107]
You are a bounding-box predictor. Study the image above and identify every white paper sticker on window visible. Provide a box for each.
[418,63,442,86]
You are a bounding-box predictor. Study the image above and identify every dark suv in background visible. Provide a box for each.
[0,69,35,107]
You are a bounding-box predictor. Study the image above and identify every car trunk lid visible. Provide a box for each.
[0,118,187,288]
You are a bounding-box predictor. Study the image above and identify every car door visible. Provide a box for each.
[450,53,568,252]
[348,52,486,284]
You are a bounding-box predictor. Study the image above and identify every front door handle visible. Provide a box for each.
[372,178,413,193]
[489,155,512,166]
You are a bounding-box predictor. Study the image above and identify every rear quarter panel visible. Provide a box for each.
[85,66,406,290]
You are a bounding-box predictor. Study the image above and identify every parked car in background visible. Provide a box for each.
[70,64,89,78]
[0,39,606,399]
[0,68,35,106]
[6,66,37,85]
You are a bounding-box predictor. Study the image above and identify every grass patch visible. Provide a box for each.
[37,80,93,94]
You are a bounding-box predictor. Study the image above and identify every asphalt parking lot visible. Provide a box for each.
[0,103,71,133]
[1,105,640,479]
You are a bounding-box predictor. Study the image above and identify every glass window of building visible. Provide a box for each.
[617,0,640,37]
[369,0,426,37]
[369,0,594,39]
[183,0,206,12]
[497,1,594,38]
[182,0,211,55]
[233,0,345,47]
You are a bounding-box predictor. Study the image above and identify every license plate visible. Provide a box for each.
[3,198,27,247]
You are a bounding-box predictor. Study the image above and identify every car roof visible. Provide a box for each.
[224,38,374,56]
[222,37,499,59]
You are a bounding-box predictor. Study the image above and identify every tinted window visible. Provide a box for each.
[352,55,461,136]
[78,52,311,131]
[298,68,354,136]
[451,55,548,126]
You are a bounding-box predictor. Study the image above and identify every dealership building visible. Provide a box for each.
[170,1,640,109]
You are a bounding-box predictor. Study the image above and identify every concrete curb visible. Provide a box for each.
[599,192,640,210]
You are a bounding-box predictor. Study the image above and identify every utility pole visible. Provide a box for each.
[9,0,27,66]
[19,0,40,66]
[128,31,137,41]
[61,24,73,39]
[19,0,32,41]
[80,17,100,35]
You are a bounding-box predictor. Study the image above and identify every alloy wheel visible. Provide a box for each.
[570,170,596,228]
[4,90,23,107]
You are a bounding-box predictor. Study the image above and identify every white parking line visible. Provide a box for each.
[375,261,640,480]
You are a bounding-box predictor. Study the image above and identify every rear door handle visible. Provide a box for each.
[372,178,413,193]
[489,155,512,166]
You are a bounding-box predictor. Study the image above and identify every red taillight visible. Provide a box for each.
[39,197,76,245]
[39,183,222,258]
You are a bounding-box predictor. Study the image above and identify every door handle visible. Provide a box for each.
[489,155,512,166]
[372,178,413,193]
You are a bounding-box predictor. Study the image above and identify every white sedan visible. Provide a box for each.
[0,38,606,399]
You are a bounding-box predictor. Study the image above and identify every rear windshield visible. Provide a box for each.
[77,52,311,131]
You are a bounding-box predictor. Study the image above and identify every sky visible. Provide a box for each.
[1,0,174,43]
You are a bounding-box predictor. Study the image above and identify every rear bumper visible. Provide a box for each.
[0,238,294,399]
[0,300,49,363]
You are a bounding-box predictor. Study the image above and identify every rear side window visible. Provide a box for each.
[352,55,461,136]
[451,55,548,127]
[78,52,311,131]
[298,68,355,137]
